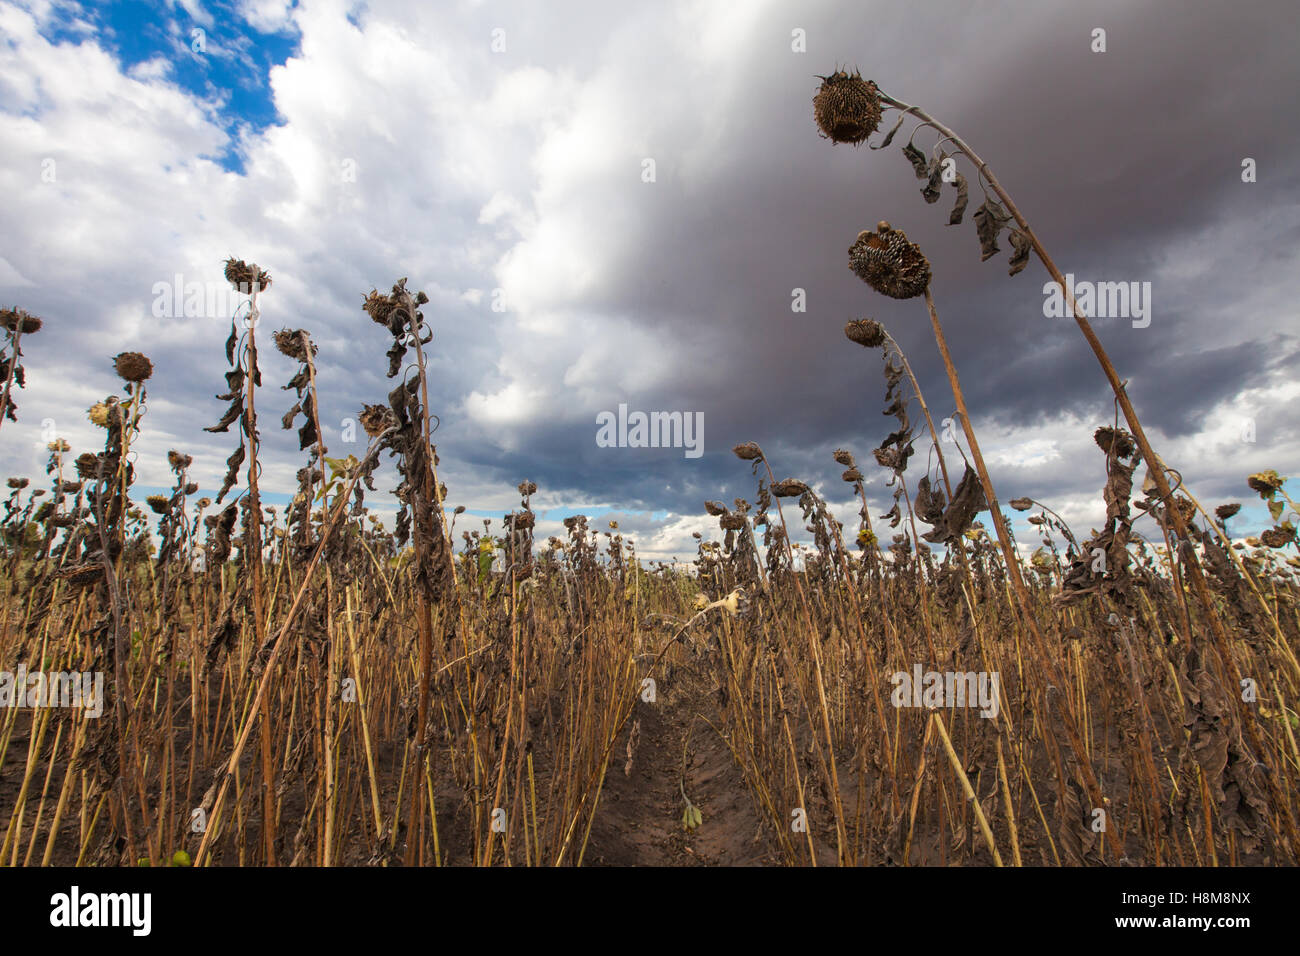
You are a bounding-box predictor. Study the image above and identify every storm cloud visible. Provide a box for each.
[1,0,1296,561]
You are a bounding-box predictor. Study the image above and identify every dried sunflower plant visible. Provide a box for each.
[275,327,327,552]
[361,278,461,865]
[0,252,696,871]
[811,66,1300,858]
[202,256,279,862]
[3,73,1299,871]
[0,308,42,434]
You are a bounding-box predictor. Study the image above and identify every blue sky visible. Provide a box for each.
[38,0,300,173]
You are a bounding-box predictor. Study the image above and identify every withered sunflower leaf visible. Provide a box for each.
[974,199,1011,262]
[298,417,318,452]
[216,445,245,503]
[281,402,301,430]
[205,397,242,433]
[921,153,946,204]
[948,170,969,225]
[915,475,946,526]
[885,358,905,390]
[1007,228,1033,277]
[224,324,237,366]
[387,383,410,426]
[872,110,908,151]
[386,341,406,379]
[943,465,988,540]
[284,367,309,393]
[214,368,244,401]
[205,605,239,669]
[902,141,929,179]
[881,426,913,450]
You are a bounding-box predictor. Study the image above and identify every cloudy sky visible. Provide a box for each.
[1,0,1297,562]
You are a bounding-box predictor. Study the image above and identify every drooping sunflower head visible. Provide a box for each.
[813,70,882,145]
[113,351,153,384]
[844,318,888,349]
[223,258,272,294]
[1,308,42,334]
[848,222,931,299]
[359,403,397,438]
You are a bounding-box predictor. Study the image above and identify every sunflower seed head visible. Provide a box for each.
[224,257,272,294]
[359,403,397,438]
[844,318,888,349]
[1094,426,1136,459]
[274,328,315,362]
[812,70,882,145]
[1261,526,1296,548]
[1248,470,1285,496]
[73,452,99,479]
[771,478,810,498]
[113,351,153,383]
[848,224,931,299]
[1,308,42,334]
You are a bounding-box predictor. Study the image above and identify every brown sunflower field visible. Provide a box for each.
[1,68,1298,870]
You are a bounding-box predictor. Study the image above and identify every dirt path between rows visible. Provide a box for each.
[583,671,781,866]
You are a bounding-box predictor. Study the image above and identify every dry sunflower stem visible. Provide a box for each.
[0,307,41,429]
[813,64,1300,854]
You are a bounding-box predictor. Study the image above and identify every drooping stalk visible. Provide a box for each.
[240,290,277,867]
[871,91,1299,850]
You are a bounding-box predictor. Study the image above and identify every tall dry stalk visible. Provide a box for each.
[0,308,42,437]
[817,70,1299,852]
